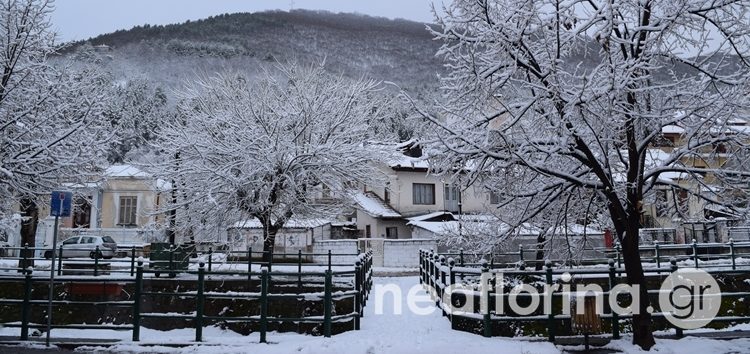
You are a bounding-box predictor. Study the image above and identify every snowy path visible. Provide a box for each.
[3,277,750,353]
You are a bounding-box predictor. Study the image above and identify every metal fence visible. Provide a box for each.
[0,247,373,343]
[445,239,750,270]
[419,248,750,340]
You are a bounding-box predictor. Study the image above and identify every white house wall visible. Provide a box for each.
[372,169,489,217]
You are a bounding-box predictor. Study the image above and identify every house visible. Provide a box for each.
[640,117,750,242]
[37,164,171,248]
[353,141,493,240]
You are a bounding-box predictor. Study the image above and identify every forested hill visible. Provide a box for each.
[63,10,445,92]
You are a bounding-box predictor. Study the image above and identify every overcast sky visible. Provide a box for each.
[51,0,440,42]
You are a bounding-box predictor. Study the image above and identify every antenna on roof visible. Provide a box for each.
[289,0,295,11]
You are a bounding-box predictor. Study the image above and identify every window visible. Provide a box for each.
[384,188,390,204]
[365,225,371,238]
[489,191,501,205]
[412,183,435,205]
[118,196,138,226]
[386,227,398,239]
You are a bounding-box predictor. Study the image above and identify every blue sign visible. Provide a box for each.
[50,191,73,217]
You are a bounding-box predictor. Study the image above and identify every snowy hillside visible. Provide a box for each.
[59,10,445,92]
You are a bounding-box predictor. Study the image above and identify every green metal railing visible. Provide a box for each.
[0,249,373,343]
[419,249,750,340]
[439,239,750,270]
[0,244,364,278]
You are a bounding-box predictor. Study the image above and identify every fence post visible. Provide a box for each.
[168,244,175,278]
[419,250,424,284]
[354,259,362,330]
[440,256,447,294]
[490,252,495,269]
[324,269,333,338]
[58,245,63,276]
[247,247,253,282]
[545,260,555,342]
[260,268,269,343]
[94,246,100,277]
[130,246,136,277]
[481,260,491,337]
[615,242,622,268]
[655,242,661,271]
[433,253,440,295]
[327,249,332,272]
[608,259,620,339]
[670,258,683,338]
[298,249,302,291]
[208,246,213,273]
[692,238,699,268]
[21,243,29,272]
[436,256,444,307]
[459,248,464,266]
[519,245,524,263]
[729,238,736,270]
[448,258,456,286]
[20,267,33,340]
[195,262,205,342]
[427,250,434,291]
[132,259,143,341]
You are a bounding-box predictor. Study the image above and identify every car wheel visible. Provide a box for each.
[44,250,52,259]
[89,251,102,259]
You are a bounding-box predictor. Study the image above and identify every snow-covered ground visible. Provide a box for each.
[2,277,750,353]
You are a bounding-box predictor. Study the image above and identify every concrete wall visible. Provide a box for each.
[358,238,437,268]
[312,239,358,264]
[382,239,437,268]
[229,227,314,254]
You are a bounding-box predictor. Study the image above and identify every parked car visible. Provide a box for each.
[44,235,118,259]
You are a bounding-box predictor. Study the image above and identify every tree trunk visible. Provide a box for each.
[621,223,656,350]
[534,231,547,271]
[18,198,39,271]
[263,229,277,271]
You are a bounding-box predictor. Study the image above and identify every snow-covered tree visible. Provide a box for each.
[416,0,750,348]
[0,0,113,267]
[103,78,169,163]
[151,62,391,262]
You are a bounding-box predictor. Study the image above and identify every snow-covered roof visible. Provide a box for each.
[387,154,430,170]
[662,125,685,134]
[62,182,100,189]
[352,191,401,218]
[155,179,172,191]
[408,216,602,236]
[105,164,150,178]
[408,220,461,235]
[407,211,454,222]
[231,218,331,229]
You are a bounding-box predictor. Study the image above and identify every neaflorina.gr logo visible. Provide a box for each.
[658,268,721,329]
[389,267,723,330]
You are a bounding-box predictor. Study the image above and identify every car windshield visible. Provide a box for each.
[62,237,79,245]
[102,236,116,243]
